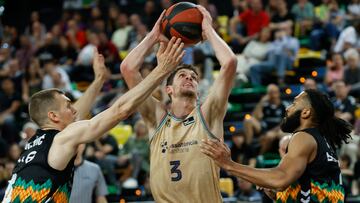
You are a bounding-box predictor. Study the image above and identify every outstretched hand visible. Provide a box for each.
[92,48,109,81]
[156,37,185,74]
[149,10,169,43]
[200,138,233,168]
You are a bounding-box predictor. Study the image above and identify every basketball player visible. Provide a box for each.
[1,40,185,203]
[120,6,237,202]
[201,89,352,202]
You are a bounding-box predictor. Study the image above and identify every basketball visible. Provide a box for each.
[161,2,203,45]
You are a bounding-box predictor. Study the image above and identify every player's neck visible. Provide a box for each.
[170,97,196,118]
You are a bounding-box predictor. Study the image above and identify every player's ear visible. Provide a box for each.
[165,85,173,95]
[48,111,60,123]
[301,108,311,119]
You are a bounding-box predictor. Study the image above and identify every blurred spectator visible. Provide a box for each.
[250,24,299,85]
[236,27,271,83]
[16,35,35,71]
[331,80,356,123]
[0,44,12,74]
[111,13,132,51]
[106,5,120,35]
[303,78,318,90]
[352,142,360,196]
[142,0,159,29]
[310,0,345,50]
[19,121,39,142]
[58,36,78,67]
[76,32,99,66]
[347,0,360,20]
[243,84,286,153]
[234,178,262,202]
[66,19,87,50]
[230,132,256,167]
[334,22,360,53]
[42,57,74,96]
[35,33,62,64]
[70,144,108,203]
[339,154,353,195]
[269,0,294,31]
[118,119,150,184]
[28,21,47,51]
[0,78,21,144]
[325,53,344,87]
[97,32,120,71]
[4,59,23,92]
[197,0,218,19]
[230,0,270,52]
[24,11,46,36]
[343,48,360,94]
[291,0,315,36]
[86,133,119,189]
[21,59,43,103]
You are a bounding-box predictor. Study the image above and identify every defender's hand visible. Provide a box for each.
[92,48,109,81]
[200,139,232,168]
[156,37,185,74]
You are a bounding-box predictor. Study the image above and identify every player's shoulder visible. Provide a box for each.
[290,131,317,150]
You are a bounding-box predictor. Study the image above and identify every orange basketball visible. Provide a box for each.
[161,2,203,45]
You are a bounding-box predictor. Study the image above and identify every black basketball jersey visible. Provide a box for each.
[276,128,344,203]
[2,129,75,203]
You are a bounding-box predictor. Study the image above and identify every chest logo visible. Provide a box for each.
[160,140,168,153]
[183,116,195,126]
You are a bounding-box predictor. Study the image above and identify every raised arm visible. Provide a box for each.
[120,11,171,128]
[201,131,316,190]
[49,40,184,170]
[198,6,237,124]
[120,10,167,88]
[73,48,108,120]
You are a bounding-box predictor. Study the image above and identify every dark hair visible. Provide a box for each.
[29,88,64,127]
[304,89,352,148]
[166,64,198,86]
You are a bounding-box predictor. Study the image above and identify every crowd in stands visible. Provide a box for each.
[0,0,360,202]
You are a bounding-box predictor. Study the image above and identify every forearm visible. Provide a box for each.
[112,66,168,118]
[205,29,236,67]
[225,161,287,190]
[73,78,105,120]
[121,34,157,88]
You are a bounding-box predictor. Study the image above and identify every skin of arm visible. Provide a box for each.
[197,6,237,139]
[200,131,317,191]
[72,48,108,120]
[48,39,185,170]
[120,11,170,129]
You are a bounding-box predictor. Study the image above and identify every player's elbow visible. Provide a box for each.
[114,102,134,121]
[223,55,237,75]
[271,175,293,191]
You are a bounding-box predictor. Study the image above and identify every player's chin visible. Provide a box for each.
[180,89,196,97]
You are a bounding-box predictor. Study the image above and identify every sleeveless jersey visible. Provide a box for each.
[2,129,75,203]
[276,128,344,203]
[150,105,222,203]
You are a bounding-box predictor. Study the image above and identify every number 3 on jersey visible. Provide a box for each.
[170,160,182,181]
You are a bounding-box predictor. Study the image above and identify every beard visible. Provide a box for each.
[280,110,301,133]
